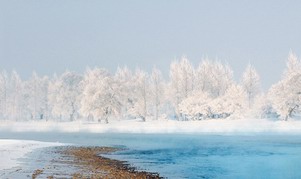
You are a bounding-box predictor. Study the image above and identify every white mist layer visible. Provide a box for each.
[0,139,63,171]
[1,119,301,134]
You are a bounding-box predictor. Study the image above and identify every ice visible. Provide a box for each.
[0,139,63,172]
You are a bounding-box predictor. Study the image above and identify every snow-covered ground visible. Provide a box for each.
[1,118,301,134]
[0,139,63,171]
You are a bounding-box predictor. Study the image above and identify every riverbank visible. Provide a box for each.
[0,139,161,178]
[32,146,161,179]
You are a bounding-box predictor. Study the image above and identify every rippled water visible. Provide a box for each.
[1,132,301,178]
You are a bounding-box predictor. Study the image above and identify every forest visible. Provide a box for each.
[0,51,300,123]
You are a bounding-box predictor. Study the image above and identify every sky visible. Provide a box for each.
[1,0,301,90]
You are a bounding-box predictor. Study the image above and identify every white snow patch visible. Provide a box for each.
[0,139,63,171]
[1,119,301,134]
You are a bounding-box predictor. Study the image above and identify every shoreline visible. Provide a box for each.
[32,146,162,179]
[2,119,301,134]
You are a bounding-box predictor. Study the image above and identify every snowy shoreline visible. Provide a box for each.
[1,119,301,134]
[0,139,63,172]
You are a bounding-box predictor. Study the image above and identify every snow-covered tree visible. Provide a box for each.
[269,75,301,120]
[169,56,194,119]
[195,60,211,93]
[195,60,233,98]
[81,68,122,123]
[48,71,83,121]
[169,61,181,119]
[169,58,235,120]
[128,69,149,121]
[7,71,22,120]
[150,67,165,120]
[210,62,234,98]
[251,94,274,119]
[178,84,246,120]
[178,56,195,98]
[268,51,301,120]
[242,64,261,108]
[211,84,247,119]
[2,52,301,122]
[115,66,134,119]
[23,72,49,120]
[283,50,300,78]
[179,91,212,120]
[0,71,8,119]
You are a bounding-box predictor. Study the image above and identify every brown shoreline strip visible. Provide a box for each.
[60,146,162,179]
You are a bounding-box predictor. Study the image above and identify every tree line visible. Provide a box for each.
[0,51,300,122]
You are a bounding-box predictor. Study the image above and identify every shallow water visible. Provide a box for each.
[1,132,301,178]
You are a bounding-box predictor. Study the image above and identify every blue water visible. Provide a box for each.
[1,132,301,178]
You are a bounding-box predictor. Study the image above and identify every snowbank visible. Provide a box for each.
[0,139,63,171]
[1,119,301,134]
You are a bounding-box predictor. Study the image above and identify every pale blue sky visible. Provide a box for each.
[1,0,301,89]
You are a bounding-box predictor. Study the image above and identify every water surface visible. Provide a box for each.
[1,132,301,178]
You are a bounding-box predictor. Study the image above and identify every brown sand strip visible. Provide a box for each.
[32,169,43,179]
[58,146,162,179]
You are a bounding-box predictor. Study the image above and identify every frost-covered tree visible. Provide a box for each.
[7,71,22,120]
[178,57,195,98]
[179,91,212,120]
[251,94,274,119]
[172,58,235,120]
[128,69,149,121]
[23,72,49,120]
[178,84,246,120]
[81,68,122,123]
[211,62,233,98]
[283,50,300,78]
[242,64,261,108]
[150,67,165,120]
[195,60,211,93]
[2,52,301,122]
[0,71,8,119]
[169,61,181,119]
[269,75,301,120]
[268,51,301,120]
[114,66,134,119]
[169,56,194,119]
[48,71,83,121]
[211,84,247,119]
[195,60,233,98]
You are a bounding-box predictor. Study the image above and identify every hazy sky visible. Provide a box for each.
[1,0,301,90]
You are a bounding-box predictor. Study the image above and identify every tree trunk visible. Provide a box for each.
[140,115,146,122]
[286,105,299,121]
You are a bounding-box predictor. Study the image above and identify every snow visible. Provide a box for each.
[0,139,63,171]
[1,119,301,134]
